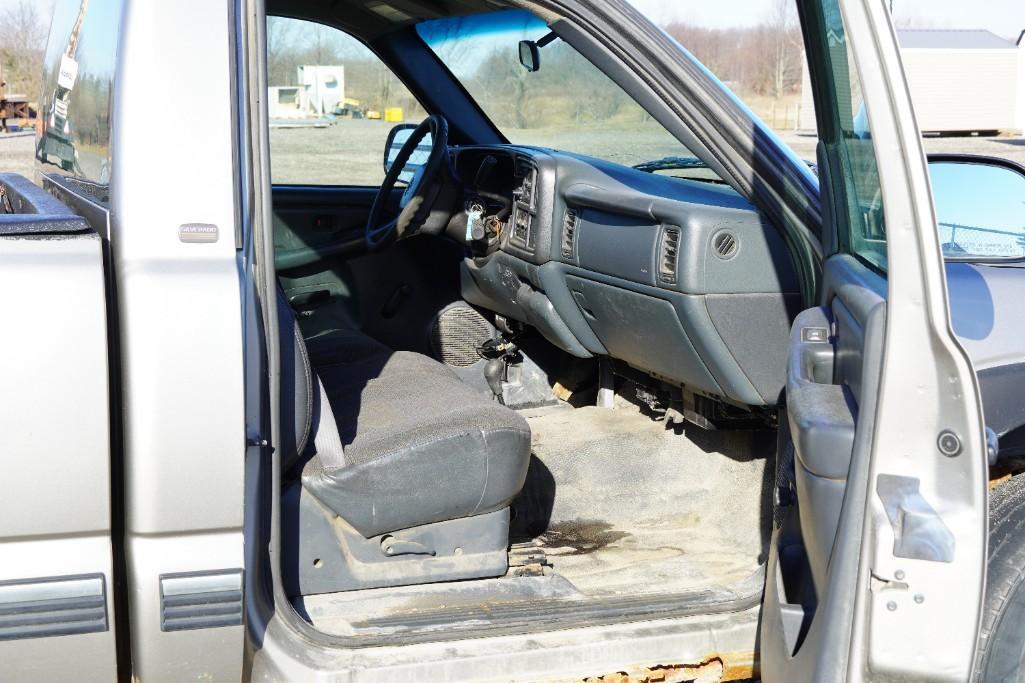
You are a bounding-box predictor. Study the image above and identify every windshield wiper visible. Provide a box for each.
[632,156,709,173]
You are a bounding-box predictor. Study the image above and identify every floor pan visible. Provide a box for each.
[511,402,774,598]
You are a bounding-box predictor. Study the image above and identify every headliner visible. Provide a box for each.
[265,0,521,42]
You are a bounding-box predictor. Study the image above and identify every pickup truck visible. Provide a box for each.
[3,0,1024,681]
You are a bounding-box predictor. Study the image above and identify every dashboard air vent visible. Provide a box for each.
[659,225,681,284]
[713,230,739,259]
[561,209,578,258]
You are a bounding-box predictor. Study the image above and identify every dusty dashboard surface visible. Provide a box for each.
[455,145,802,407]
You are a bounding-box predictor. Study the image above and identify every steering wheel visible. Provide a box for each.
[365,114,451,249]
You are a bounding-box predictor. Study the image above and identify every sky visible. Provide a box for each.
[5,0,1025,42]
[624,0,1025,40]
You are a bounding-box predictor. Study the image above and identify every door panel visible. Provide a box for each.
[762,0,988,680]
[271,186,385,338]
[272,185,465,356]
[764,255,886,672]
[271,186,392,271]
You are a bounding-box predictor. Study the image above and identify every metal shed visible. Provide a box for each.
[799,29,1025,135]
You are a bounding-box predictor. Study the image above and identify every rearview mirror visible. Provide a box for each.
[383,123,432,184]
[518,31,557,72]
[928,155,1025,260]
[518,40,541,72]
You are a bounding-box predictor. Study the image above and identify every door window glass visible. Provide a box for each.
[806,0,888,271]
[267,17,426,186]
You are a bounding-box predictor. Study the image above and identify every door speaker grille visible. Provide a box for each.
[431,304,493,367]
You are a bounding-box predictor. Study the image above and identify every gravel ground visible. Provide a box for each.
[271,122,1025,185]
[0,133,35,180]
[270,119,393,186]
[5,124,1025,187]
[779,130,1025,168]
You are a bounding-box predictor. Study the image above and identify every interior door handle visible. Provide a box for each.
[791,314,835,386]
[787,307,856,480]
[289,290,331,310]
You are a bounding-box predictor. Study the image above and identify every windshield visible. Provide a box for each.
[416,10,723,183]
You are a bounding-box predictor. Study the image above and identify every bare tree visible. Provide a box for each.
[0,0,51,101]
[766,0,801,99]
[267,17,300,85]
[664,8,803,99]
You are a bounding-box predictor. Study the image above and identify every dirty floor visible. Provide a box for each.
[297,398,774,636]
[511,401,774,598]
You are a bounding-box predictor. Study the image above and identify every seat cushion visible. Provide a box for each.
[280,317,441,470]
[317,360,524,466]
[277,302,531,538]
[301,347,531,538]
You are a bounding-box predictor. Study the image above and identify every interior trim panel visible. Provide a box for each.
[457,145,801,406]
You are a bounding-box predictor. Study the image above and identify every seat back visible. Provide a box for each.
[278,290,312,471]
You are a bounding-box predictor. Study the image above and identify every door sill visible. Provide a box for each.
[290,565,765,647]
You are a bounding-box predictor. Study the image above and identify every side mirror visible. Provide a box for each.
[928,155,1025,260]
[383,123,431,184]
[518,40,541,73]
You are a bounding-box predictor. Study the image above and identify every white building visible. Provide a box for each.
[799,29,1025,135]
[298,65,345,117]
[267,65,345,120]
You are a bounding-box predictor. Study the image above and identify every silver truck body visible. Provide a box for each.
[1,0,1000,680]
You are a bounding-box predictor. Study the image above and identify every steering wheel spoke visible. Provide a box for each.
[366,115,451,250]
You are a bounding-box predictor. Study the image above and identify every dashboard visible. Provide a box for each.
[451,148,547,259]
[452,145,802,408]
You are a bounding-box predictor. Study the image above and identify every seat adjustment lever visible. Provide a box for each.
[380,535,436,557]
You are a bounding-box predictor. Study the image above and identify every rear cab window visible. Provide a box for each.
[37,0,125,205]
